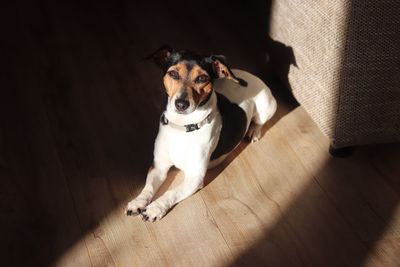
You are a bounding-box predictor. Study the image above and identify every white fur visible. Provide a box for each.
[126,69,276,221]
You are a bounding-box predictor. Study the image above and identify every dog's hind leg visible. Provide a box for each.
[246,88,277,142]
[126,162,172,216]
[246,123,263,142]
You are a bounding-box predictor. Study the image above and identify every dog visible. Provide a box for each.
[126,46,277,221]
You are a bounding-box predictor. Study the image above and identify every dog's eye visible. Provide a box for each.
[167,70,180,80]
[195,74,209,83]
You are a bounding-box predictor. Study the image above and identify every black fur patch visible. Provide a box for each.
[210,93,247,160]
[198,91,212,107]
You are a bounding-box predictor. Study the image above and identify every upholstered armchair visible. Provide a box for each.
[268,0,400,155]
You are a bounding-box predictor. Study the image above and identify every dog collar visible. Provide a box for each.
[160,112,214,132]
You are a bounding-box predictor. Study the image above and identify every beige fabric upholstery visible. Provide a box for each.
[269,0,400,147]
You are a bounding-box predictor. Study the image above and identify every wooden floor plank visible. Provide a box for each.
[279,107,400,266]
[0,3,93,265]
[222,107,372,267]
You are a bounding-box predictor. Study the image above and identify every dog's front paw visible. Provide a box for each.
[141,201,168,222]
[126,197,150,216]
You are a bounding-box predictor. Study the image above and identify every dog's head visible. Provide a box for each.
[147,46,246,114]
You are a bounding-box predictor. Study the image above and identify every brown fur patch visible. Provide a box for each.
[163,62,188,97]
[189,65,212,104]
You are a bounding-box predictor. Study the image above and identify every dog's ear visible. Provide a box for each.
[145,45,174,68]
[210,55,247,86]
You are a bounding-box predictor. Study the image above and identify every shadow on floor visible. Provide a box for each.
[0,0,299,266]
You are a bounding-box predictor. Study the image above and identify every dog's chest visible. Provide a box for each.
[164,122,220,168]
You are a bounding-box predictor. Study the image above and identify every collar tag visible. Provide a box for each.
[185,124,200,132]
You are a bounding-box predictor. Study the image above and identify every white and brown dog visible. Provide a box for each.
[126,47,277,221]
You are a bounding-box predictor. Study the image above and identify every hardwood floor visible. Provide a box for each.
[1,1,400,266]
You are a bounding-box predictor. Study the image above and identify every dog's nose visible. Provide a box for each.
[175,99,190,111]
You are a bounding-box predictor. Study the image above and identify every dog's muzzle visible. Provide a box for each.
[175,99,190,112]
